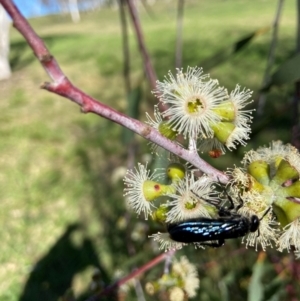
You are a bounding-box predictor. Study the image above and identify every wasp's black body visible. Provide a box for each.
[167,214,259,246]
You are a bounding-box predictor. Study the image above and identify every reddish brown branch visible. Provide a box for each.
[125,0,168,113]
[84,250,176,301]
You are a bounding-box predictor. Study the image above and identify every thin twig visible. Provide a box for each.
[125,0,157,91]
[84,250,176,301]
[256,0,284,117]
[118,0,131,93]
[297,0,300,52]
[292,0,300,150]
[175,0,184,69]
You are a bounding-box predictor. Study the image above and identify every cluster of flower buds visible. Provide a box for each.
[229,141,300,252]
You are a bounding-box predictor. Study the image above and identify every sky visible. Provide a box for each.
[11,0,104,18]
[13,0,62,18]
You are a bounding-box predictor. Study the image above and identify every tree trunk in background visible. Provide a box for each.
[0,4,11,80]
[68,0,80,23]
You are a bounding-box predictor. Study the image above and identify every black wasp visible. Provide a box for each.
[167,215,260,247]
[167,189,267,247]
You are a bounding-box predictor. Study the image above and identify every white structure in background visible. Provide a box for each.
[0,4,11,80]
[68,0,80,23]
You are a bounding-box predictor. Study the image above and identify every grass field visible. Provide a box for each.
[0,0,298,300]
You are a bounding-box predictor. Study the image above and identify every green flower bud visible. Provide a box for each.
[247,160,270,185]
[210,122,235,144]
[273,198,300,227]
[143,181,173,201]
[281,181,300,198]
[158,121,178,140]
[272,160,299,184]
[272,155,284,171]
[152,205,168,223]
[212,101,235,121]
[248,175,266,193]
[272,203,290,228]
[167,163,186,182]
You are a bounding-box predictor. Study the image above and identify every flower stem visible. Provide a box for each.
[84,249,176,301]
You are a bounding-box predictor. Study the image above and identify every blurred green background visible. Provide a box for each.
[0,0,298,300]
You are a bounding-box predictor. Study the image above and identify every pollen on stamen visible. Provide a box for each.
[153,67,228,139]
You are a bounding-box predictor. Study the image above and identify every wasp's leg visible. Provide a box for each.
[201,239,225,248]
